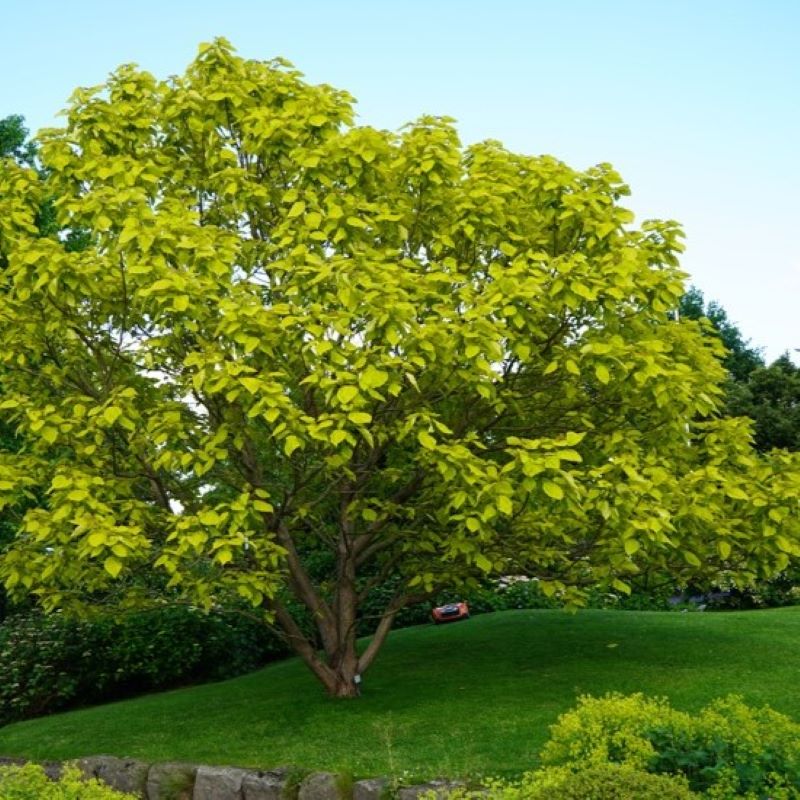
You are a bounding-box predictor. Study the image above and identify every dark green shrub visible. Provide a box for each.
[0,762,136,798]
[0,614,86,721]
[464,579,560,614]
[90,606,287,689]
[585,585,675,611]
[0,607,287,724]
[703,572,800,610]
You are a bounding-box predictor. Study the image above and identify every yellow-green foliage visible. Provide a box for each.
[444,693,800,799]
[0,763,136,799]
[540,692,692,769]
[525,764,697,799]
[446,764,697,799]
[541,693,800,798]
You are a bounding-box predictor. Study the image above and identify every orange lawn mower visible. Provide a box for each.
[431,601,470,624]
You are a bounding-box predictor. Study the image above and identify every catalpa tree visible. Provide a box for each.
[0,40,798,697]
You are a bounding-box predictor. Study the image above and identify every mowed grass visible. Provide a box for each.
[1,608,800,780]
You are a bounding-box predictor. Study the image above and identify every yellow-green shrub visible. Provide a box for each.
[0,763,136,799]
[446,694,800,799]
[446,764,697,799]
[541,693,800,798]
[540,692,692,769]
[523,763,697,799]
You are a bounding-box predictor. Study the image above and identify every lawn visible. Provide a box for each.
[1,607,799,781]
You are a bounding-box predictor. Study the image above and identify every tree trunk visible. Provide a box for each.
[267,514,425,698]
[294,622,362,698]
[266,570,435,698]
[328,666,361,698]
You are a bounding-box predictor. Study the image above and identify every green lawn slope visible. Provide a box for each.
[1,608,799,781]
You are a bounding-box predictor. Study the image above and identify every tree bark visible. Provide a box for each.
[264,481,433,698]
[267,581,437,698]
[327,665,361,698]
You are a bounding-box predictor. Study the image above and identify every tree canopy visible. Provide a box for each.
[0,115,38,618]
[1,40,798,696]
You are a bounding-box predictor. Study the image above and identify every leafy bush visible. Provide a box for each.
[585,584,676,611]
[540,693,690,769]
[541,693,800,798]
[527,764,698,799]
[465,579,560,614]
[445,764,696,799]
[444,694,800,799]
[0,762,136,799]
[702,573,800,610]
[0,607,287,724]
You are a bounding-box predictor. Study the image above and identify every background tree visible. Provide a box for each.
[727,355,800,453]
[0,115,36,168]
[679,287,799,453]
[678,286,764,382]
[0,41,798,697]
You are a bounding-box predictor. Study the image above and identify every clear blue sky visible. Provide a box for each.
[3,0,798,361]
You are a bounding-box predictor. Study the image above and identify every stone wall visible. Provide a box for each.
[0,755,470,799]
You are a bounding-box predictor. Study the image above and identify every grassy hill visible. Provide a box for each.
[1,607,799,781]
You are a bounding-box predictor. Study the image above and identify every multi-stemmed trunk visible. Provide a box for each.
[270,582,400,698]
[268,522,410,698]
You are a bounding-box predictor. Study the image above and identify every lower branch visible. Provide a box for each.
[269,600,337,692]
[357,590,435,675]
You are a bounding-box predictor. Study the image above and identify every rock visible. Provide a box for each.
[192,765,250,800]
[77,755,150,795]
[146,762,199,800]
[242,767,296,800]
[41,761,64,781]
[297,771,346,800]
[397,780,464,800]
[353,777,389,800]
